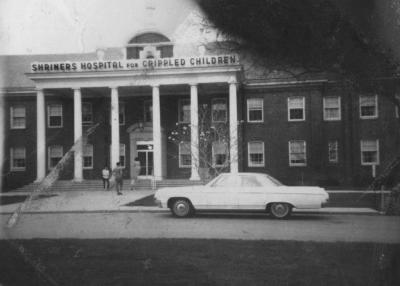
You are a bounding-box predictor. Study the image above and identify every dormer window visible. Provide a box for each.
[126,32,173,59]
[146,51,154,59]
[139,46,160,59]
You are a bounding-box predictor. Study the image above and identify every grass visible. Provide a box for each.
[0,239,399,286]
[0,195,57,206]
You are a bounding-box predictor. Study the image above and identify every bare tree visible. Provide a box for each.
[196,0,400,116]
[168,103,239,180]
[196,0,400,187]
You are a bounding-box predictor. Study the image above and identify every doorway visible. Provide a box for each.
[137,142,154,178]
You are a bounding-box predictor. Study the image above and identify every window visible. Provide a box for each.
[247,98,263,122]
[178,99,190,123]
[323,96,341,121]
[212,141,228,167]
[248,141,265,167]
[119,144,126,168]
[289,140,307,166]
[211,174,262,188]
[48,145,63,169]
[328,141,338,163]
[82,103,93,124]
[144,100,152,123]
[83,144,93,169]
[48,104,63,128]
[10,147,26,171]
[395,105,399,118]
[360,95,378,119]
[361,140,379,165]
[212,98,227,122]
[119,102,125,125]
[10,106,26,129]
[179,142,191,168]
[288,97,305,121]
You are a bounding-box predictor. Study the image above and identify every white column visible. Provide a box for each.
[110,87,120,169]
[152,85,163,180]
[73,88,83,181]
[190,84,200,180]
[35,88,46,182]
[229,81,239,173]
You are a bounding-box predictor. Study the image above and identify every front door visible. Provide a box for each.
[137,143,154,178]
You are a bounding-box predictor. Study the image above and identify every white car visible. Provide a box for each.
[154,172,329,219]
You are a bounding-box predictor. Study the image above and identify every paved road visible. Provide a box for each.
[2,212,400,243]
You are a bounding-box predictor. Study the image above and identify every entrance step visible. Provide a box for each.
[8,179,206,192]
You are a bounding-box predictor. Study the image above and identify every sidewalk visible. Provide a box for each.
[0,188,380,215]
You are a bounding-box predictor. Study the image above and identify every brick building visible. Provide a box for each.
[1,10,399,191]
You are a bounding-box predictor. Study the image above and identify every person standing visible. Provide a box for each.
[101,166,110,190]
[131,157,141,190]
[112,162,124,195]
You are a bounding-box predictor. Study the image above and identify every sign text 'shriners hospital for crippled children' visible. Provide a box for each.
[30,55,239,73]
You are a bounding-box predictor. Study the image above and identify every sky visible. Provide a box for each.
[0,0,197,55]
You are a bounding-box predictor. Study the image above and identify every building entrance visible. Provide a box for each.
[137,142,154,178]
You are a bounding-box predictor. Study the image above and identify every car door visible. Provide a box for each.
[236,175,267,210]
[203,174,240,210]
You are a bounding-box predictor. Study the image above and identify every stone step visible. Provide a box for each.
[10,179,206,192]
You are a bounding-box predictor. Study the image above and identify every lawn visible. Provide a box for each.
[0,239,399,286]
[0,194,57,206]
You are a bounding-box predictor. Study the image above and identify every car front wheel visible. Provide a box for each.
[269,202,292,219]
[171,199,193,218]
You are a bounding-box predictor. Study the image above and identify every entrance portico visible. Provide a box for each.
[28,56,241,182]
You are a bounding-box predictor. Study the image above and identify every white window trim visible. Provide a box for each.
[10,147,26,171]
[248,141,265,167]
[359,94,378,119]
[119,102,125,126]
[83,144,94,169]
[48,145,63,170]
[288,140,307,167]
[328,141,339,163]
[360,139,380,166]
[178,142,191,168]
[247,98,264,123]
[211,98,228,123]
[82,102,93,125]
[288,97,305,122]
[178,99,190,123]
[47,104,63,128]
[323,96,341,121]
[10,106,26,129]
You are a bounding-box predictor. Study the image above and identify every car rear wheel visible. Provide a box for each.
[269,202,292,219]
[171,199,193,218]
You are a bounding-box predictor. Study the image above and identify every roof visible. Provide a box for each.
[0,48,124,90]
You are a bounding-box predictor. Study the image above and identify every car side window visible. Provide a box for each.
[240,176,262,187]
[211,175,240,188]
